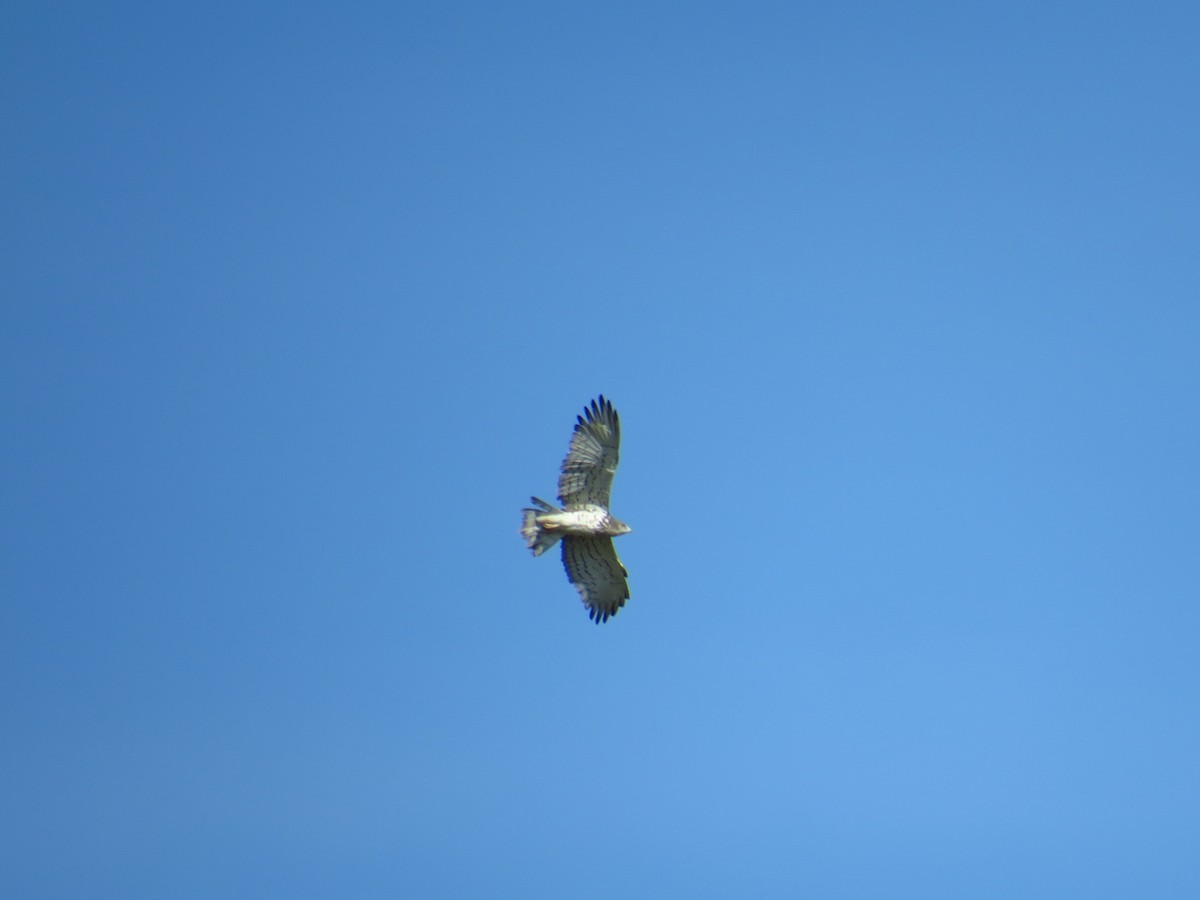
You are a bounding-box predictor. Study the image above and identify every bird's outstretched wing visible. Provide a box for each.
[557,395,620,508]
[561,535,629,623]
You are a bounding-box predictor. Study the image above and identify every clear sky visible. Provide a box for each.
[4,2,1199,897]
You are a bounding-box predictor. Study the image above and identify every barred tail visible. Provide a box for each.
[521,496,563,556]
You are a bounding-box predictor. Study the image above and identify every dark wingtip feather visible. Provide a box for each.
[583,394,615,428]
[587,605,611,624]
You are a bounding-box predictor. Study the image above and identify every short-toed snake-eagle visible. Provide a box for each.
[520,396,631,623]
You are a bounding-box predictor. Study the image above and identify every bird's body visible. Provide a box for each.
[529,504,626,537]
[520,396,631,623]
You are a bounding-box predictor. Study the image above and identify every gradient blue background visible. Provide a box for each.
[4,2,1198,897]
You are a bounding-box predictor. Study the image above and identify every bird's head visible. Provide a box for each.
[608,517,632,537]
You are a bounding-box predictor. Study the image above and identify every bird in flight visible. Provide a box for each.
[520,395,632,623]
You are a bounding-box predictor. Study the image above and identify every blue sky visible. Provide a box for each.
[3,1,1199,896]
